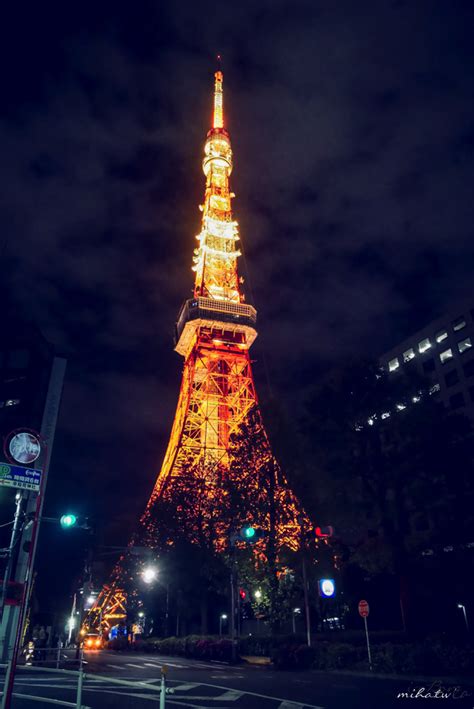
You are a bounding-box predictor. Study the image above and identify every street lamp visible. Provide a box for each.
[254,590,262,600]
[457,603,469,632]
[219,613,228,636]
[141,567,158,584]
[138,611,145,619]
[292,607,301,634]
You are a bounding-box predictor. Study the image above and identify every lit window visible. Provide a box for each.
[367,418,375,426]
[403,348,415,362]
[412,395,421,403]
[5,399,20,407]
[440,348,453,364]
[381,412,391,419]
[396,403,406,411]
[435,330,448,343]
[418,337,431,353]
[458,337,472,354]
[388,357,400,372]
[429,383,441,394]
[452,316,466,332]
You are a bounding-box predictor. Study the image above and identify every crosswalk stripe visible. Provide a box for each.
[172,683,199,692]
[218,690,244,701]
[144,662,161,668]
[125,663,144,669]
[107,664,123,670]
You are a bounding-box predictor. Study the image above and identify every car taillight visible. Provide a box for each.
[95,639,101,647]
[86,639,93,647]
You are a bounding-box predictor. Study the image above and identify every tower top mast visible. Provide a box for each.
[213,57,224,130]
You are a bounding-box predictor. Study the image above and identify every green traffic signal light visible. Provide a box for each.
[60,514,77,529]
[240,525,256,541]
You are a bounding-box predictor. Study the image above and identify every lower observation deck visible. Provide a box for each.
[175,296,258,357]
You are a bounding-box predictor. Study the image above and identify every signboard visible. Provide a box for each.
[318,578,336,598]
[0,462,42,492]
[358,599,370,617]
[8,431,41,465]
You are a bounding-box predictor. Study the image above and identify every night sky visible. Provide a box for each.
[1,1,474,609]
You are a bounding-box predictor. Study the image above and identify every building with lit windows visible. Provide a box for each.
[380,301,474,420]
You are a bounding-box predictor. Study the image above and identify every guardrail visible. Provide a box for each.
[0,659,173,709]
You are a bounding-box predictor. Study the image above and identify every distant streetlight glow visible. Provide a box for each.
[138,611,145,618]
[141,567,158,584]
[254,589,262,600]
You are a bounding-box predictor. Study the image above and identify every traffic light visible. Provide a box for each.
[239,525,264,543]
[59,514,90,530]
[240,525,256,541]
[315,525,334,539]
[239,588,248,601]
[60,514,77,529]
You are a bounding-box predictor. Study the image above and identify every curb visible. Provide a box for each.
[312,669,474,686]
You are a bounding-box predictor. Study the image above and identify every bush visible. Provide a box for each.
[143,635,233,663]
[271,643,316,670]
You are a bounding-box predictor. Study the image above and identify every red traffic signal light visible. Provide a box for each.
[239,588,247,600]
[315,525,334,538]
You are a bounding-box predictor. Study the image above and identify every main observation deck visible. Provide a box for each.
[175,296,258,357]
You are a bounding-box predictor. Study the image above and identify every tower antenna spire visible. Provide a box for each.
[213,56,224,129]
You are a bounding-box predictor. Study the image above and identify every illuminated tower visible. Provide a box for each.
[84,68,310,637]
[138,68,306,550]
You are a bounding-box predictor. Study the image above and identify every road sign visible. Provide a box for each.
[358,599,369,617]
[0,462,42,492]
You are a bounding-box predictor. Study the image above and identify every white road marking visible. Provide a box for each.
[125,663,144,668]
[144,662,161,668]
[107,664,123,670]
[217,689,244,701]
[172,683,199,692]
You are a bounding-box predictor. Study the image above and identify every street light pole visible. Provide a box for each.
[458,603,469,633]
[298,516,311,647]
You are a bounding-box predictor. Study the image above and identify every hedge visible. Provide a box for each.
[109,634,474,675]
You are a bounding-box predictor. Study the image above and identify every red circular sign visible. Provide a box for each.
[358,600,369,617]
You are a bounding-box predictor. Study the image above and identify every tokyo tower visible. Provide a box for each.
[86,69,309,635]
[138,67,308,552]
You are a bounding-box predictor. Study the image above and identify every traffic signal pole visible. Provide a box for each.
[230,547,237,662]
[0,492,26,619]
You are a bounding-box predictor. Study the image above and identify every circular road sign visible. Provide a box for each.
[8,431,42,465]
[358,599,370,617]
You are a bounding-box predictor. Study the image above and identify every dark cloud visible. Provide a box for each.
[1,0,474,607]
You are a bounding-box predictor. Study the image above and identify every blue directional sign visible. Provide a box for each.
[0,462,42,492]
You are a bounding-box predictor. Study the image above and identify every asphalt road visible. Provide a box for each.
[1,650,473,709]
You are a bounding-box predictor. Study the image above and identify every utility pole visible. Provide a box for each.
[0,492,26,619]
[298,516,312,647]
